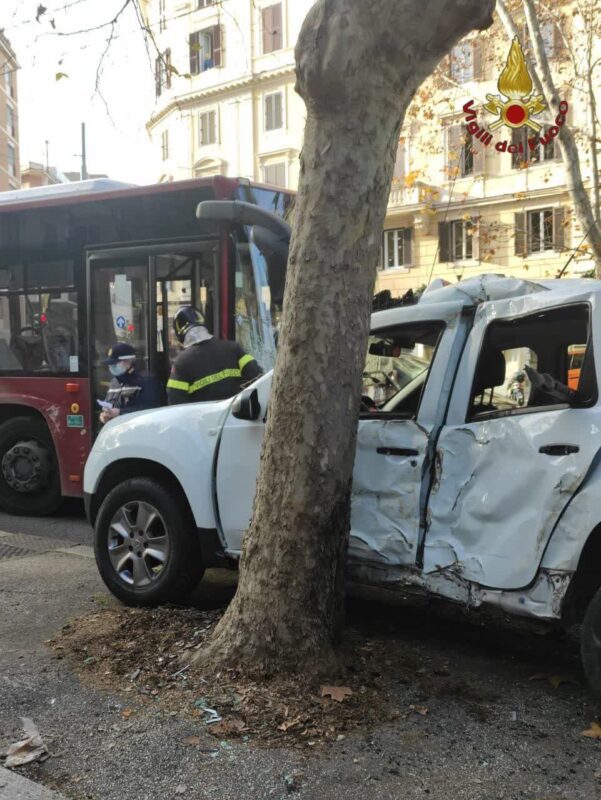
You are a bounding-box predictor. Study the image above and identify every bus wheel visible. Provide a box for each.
[0,417,62,516]
[94,478,203,607]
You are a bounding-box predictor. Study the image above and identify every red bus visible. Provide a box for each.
[0,176,292,515]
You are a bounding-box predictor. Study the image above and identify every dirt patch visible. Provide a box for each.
[47,605,491,747]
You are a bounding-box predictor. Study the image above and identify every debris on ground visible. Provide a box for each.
[1,717,49,767]
[47,606,414,745]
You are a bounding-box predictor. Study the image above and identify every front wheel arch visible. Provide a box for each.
[89,459,195,528]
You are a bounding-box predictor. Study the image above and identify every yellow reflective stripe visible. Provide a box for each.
[167,379,190,391]
[189,369,242,394]
[238,354,255,370]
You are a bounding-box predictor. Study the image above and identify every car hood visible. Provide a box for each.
[93,397,233,453]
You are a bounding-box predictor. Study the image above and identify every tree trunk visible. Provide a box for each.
[498,0,601,273]
[197,0,495,675]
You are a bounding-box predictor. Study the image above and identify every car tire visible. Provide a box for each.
[581,587,601,700]
[0,417,62,516]
[94,477,204,607]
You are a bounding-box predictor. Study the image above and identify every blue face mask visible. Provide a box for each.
[109,363,128,377]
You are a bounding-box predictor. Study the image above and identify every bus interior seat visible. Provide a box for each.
[10,331,45,371]
[0,337,24,370]
[42,299,77,372]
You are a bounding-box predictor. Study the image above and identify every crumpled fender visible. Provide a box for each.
[541,446,601,573]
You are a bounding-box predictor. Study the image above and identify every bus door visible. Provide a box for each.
[88,241,219,431]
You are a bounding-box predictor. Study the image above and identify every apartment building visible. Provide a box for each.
[0,31,19,191]
[142,1,598,292]
[141,0,313,189]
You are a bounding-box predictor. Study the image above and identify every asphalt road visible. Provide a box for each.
[0,500,91,547]
[1,509,601,800]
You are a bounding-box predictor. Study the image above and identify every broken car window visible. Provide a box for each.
[362,321,445,417]
[469,304,596,420]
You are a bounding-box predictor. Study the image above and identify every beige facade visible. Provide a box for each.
[141,0,310,188]
[142,2,598,292]
[0,32,19,191]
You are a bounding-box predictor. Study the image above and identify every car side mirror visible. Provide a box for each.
[232,387,261,421]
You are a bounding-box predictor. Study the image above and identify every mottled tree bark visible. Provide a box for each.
[198,0,495,674]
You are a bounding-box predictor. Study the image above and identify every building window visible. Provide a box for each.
[161,130,169,161]
[7,105,16,139]
[450,41,481,83]
[439,219,474,262]
[262,3,283,54]
[3,69,13,99]
[7,143,16,177]
[189,26,222,75]
[264,91,283,131]
[448,126,476,178]
[511,127,557,168]
[515,208,566,256]
[381,228,413,269]
[155,50,171,97]
[199,110,217,145]
[263,162,286,187]
[529,208,553,253]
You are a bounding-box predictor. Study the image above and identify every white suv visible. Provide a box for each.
[84,275,601,697]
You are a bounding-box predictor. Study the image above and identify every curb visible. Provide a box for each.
[0,767,69,800]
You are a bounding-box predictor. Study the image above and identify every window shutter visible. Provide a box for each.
[447,126,461,177]
[272,3,283,50]
[265,96,273,130]
[403,228,413,266]
[472,218,480,261]
[438,222,451,263]
[262,6,273,53]
[472,138,485,174]
[165,49,172,88]
[514,212,527,256]
[212,25,222,67]
[553,207,566,251]
[472,41,482,81]
[189,33,199,75]
[394,139,407,179]
[155,57,161,96]
[553,21,566,59]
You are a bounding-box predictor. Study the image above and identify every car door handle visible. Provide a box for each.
[539,444,580,456]
[377,447,419,457]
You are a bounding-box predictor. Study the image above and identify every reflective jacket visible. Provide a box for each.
[105,369,161,414]
[166,339,261,404]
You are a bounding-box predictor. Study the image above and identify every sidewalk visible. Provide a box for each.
[0,767,68,800]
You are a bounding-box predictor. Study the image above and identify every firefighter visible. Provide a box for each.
[167,306,261,404]
[99,343,161,424]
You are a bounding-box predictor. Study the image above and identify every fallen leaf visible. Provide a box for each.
[207,718,246,737]
[549,675,578,690]
[121,708,134,719]
[278,717,302,732]
[55,72,69,81]
[409,704,429,716]
[529,673,578,689]
[320,686,353,702]
[581,722,601,739]
[4,718,49,768]
[181,736,202,746]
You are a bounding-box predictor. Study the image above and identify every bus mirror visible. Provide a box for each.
[232,387,261,421]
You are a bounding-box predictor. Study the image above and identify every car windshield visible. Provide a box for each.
[363,351,429,407]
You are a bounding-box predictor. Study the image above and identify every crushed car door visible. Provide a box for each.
[350,317,459,569]
[426,300,601,590]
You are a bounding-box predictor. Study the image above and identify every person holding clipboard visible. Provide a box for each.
[98,343,160,425]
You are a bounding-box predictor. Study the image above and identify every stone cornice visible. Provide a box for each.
[147,64,295,130]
